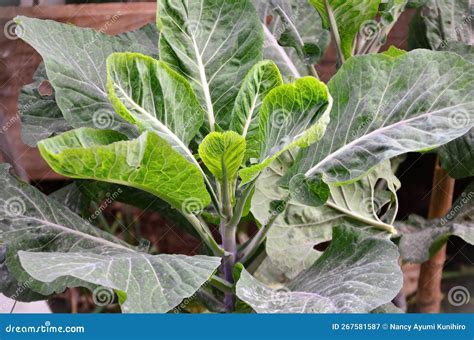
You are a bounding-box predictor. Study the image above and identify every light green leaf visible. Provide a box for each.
[240,77,332,183]
[236,225,402,313]
[0,163,220,313]
[198,131,246,181]
[296,50,474,187]
[14,17,159,137]
[309,0,381,59]
[253,155,399,279]
[106,52,205,159]
[230,61,283,161]
[38,128,211,210]
[157,0,263,130]
[397,182,474,263]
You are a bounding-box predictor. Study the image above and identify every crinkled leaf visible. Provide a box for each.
[296,50,474,187]
[157,0,263,130]
[253,155,399,278]
[421,0,472,50]
[18,63,70,147]
[14,17,159,137]
[0,164,220,312]
[198,131,246,181]
[254,0,330,78]
[240,77,332,183]
[230,60,283,160]
[397,183,474,263]
[309,0,382,59]
[236,225,402,313]
[106,52,205,156]
[38,128,210,210]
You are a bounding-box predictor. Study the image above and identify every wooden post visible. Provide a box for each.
[416,159,455,313]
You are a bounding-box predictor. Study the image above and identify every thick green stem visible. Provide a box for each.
[183,213,224,256]
[324,0,345,67]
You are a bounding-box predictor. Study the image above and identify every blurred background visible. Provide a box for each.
[0,0,472,314]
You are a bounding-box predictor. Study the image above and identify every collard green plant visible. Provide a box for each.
[2,0,473,314]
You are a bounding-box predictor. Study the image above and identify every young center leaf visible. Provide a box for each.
[0,165,220,313]
[309,0,382,60]
[38,128,210,211]
[296,50,474,191]
[236,225,402,313]
[14,17,159,137]
[198,131,246,182]
[229,60,283,160]
[157,0,263,130]
[239,77,333,184]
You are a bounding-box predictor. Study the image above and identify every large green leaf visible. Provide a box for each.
[229,60,283,160]
[254,0,330,78]
[240,77,332,183]
[38,128,211,211]
[397,182,474,263]
[157,0,263,130]
[14,17,159,137]
[236,225,402,313]
[198,131,246,181]
[106,52,205,160]
[253,155,399,278]
[296,50,474,188]
[309,0,382,59]
[0,165,220,313]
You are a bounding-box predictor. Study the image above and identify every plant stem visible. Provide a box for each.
[227,182,255,229]
[324,0,345,68]
[209,275,234,294]
[239,211,279,264]
[183,213,224,256]
[416,160,454,313]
